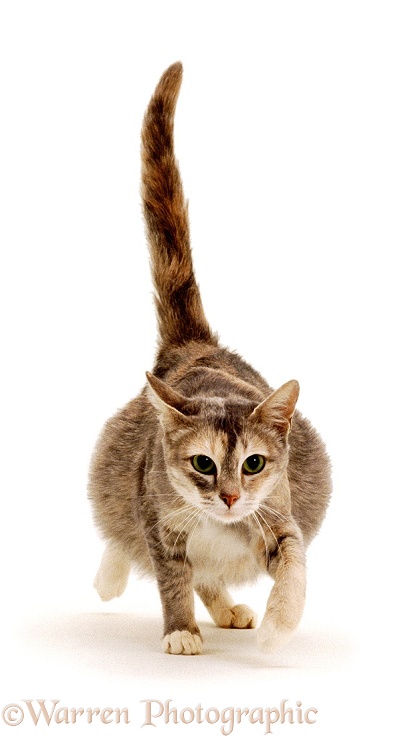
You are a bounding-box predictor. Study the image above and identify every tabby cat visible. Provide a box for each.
[88,62,331,655]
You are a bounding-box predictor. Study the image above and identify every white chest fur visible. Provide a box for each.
[186,518,263,587]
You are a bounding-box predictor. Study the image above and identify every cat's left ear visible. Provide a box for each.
[145,372,190,421]
[250,379,300,434]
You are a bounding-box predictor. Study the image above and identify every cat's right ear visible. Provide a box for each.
[249,379,300,435]
[145,372,191,424]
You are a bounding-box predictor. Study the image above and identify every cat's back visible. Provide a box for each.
[153,342,271,401]
[289,411,332,545]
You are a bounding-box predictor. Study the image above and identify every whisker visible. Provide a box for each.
[256,508,278,546]
[259,502,287,523]
[251,511,269,567]
[183,509,205,576]
[171,507,202,555]
[145,504,196,539]
[147,516,194,552]
[257,506,286,564]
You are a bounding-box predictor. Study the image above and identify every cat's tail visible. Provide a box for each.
[141,62,217,349]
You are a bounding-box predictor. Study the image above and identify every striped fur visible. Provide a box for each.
[141,62,216,348]
[88,63,332,656]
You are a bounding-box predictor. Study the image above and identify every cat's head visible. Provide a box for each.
[146,372,299,524]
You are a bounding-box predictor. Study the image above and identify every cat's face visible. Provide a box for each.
[163,411,289,524]
[146,373,299,524]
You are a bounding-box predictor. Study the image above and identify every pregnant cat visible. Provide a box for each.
[88,62,332,655]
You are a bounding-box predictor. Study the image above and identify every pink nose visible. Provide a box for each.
[220,492,239,508]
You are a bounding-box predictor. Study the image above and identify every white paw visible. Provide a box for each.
[94,559,130,602]
[163,630,202,655]
[257,617,294,653]
[215,604,257,629]
[231,604,257,629]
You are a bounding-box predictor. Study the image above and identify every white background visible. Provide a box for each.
[1,1,415,736]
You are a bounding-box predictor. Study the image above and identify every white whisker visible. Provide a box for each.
[256,508,278,546]
[172,507,202,555]
[182,509,206,577]
[145,504,196,540]
[251,511,269,567]
[259,502,287,523]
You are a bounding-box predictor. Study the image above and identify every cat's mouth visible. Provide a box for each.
[211,505,251,525]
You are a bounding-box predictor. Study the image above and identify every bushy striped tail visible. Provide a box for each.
[141,62,216,349]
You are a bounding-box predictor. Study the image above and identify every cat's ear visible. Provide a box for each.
[145,372,190,421]
[250,380,300,434]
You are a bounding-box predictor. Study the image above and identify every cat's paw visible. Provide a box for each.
[214,604,257,629]
[257,617,294,653]
[93,562,129,602]
[163,630,203,655]
[93,542,131,602]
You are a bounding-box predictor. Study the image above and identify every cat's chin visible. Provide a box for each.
[209,508,252,525]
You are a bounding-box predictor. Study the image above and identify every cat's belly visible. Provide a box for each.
[186,518,263,586]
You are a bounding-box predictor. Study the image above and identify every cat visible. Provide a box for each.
[88,62,331,656]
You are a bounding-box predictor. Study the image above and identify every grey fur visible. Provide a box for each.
[88,63,331,655]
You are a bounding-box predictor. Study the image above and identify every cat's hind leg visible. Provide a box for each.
[94,541,131,601]
[195,583,257,629]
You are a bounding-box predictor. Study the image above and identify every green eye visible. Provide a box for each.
[192,455,216,475]
[242,455,265,475]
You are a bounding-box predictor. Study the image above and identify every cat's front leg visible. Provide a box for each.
[147,527,202,655]
[159,558,202,655]
[257,523,306,653]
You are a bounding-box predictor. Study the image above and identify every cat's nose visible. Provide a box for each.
[220,491,239,508]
